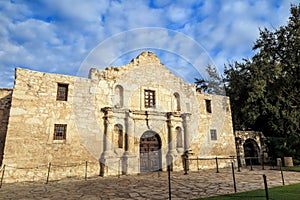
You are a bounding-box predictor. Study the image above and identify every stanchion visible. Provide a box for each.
[85,161,88,181]
[250,158,253,171]
[263,174,269,200]
[46,162,51,184]
[168,165,172,200]
[118,159,120,178]
[231,162,236,193]
[215,157,219,173]
[262,154,265,170]
[280,163,285,185]
[237,156,241,172]
[0,165,5,188]
[184,157,188,175]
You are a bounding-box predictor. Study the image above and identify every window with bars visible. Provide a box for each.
[144,90,155,108]
[210,129,217,141]
[57,83,68,101]
[205,99,212,113]
[54,124,67,140]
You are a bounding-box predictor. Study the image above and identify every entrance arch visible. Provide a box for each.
[243,139,260,165]
[140,131,162,172]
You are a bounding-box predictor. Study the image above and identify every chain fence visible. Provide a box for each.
[0,160,100,187]
[0,156,292,200]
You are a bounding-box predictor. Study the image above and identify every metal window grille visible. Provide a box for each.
[57,83,68,101]
[210,129,217,140]
[145,90,155,108]
[54,124,67,140]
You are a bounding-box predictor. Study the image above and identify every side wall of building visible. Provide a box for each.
[0,89,12,166]
[2,68,100,183]
[188,94,236,170]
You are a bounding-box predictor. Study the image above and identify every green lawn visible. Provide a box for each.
[194,183,300,200]
[281,166,300,172]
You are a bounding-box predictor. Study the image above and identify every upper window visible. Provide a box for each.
[57,83,68,101]
[144,90,155,108]
[205,99,212,113]
[54,124,67,140]
[210,129,217,141]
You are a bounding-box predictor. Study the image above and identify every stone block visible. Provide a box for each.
[284,157,293,167]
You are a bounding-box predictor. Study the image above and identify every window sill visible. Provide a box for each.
[52,140,66,144]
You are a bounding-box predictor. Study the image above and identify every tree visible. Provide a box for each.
[224,4,300,159]
[195,64,225,95]
[194,78,208,93]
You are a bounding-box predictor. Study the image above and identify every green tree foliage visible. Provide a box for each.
[195,64,225,95]
[224,4,300,159]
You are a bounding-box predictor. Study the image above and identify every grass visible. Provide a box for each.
[194,183,300,200]
[281,166,300,172]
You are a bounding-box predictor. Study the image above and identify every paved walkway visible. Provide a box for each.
[0,167,300,199]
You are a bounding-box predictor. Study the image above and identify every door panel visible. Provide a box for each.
[140,132,161,172]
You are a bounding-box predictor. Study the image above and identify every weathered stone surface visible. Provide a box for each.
[1,168,300,199]
[235,131,268,166]
[1,52,236,182]
[284,157,293,167]
[0,88,12,166]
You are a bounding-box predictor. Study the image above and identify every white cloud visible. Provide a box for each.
[0,0,298,88]
[167,5,192,23]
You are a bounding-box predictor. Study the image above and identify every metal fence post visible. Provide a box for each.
[184,155,188,175]
[215,157,219,173]
[85,161,88,181]
[0,165,5,188]
[263,174,269,200]
[118,159,120,178]
[261,154,265,170]
[237,156,241,172]
[231,162,237,193]
[46,162,51,184]
[168,165,172,200]
[280,163,285,185]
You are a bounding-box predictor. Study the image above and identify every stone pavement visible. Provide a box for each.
[0,166,300,200]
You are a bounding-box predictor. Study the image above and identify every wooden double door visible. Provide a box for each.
[140,131,162,172]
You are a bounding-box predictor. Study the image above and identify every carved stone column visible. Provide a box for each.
[99,107,114,176]
[181,113,191,151]
[122,111,137,174]
[125,111,135,154]
[166,112,178,170]
[102,107,114,155]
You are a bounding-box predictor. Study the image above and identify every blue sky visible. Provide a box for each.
[0,0,297,88]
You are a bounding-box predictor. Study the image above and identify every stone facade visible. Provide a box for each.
[0,88,12,166]
[1,52,236,182]
[235,131,268,166]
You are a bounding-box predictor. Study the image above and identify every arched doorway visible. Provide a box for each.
[243,139,260,165]
[140,131,162,172]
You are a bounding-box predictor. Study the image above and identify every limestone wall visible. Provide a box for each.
[2,68,100,182]
[0,88,12,166]
[235,131,268,166]
[2,52,236,182]
[187,94,236,170]
[88,52,235,173]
